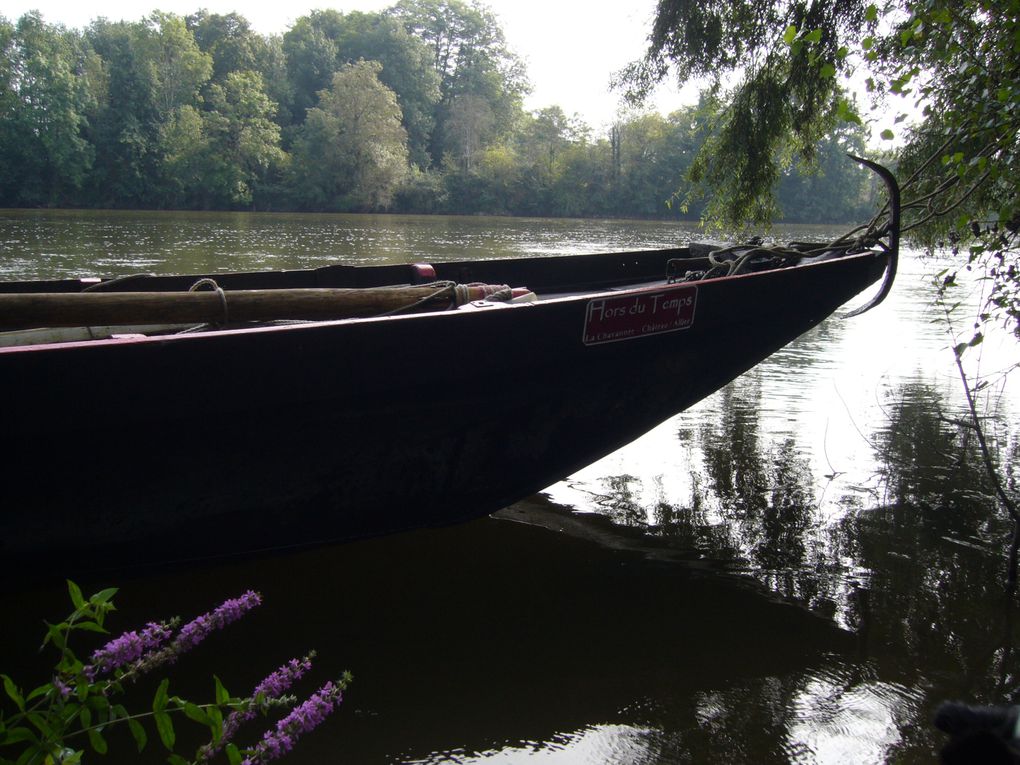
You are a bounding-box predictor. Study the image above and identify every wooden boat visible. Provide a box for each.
[0,165,899,571]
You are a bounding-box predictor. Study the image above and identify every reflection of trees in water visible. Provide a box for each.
[698,383,819,599]
[591,473,649,527]
[592,377,828,604]
[832,379,1020,714]
[583,375,1020,759]
[871,379,994,524]
[592,375,1018,683]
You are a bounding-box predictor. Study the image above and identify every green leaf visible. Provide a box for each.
[226,743,244,765]
[880,129,895,140]
[969,332,984,347]
[2,675,25,712]
[820,63,836,78]
[87,727,108,755]
[154,711,175,751]
[2,726,38,746]
[183,702,211,727]
[153,679,169,714]
[89,588,118,606]
[27,710,56,737]
[954,342,968,358]
[805,28,823,44]
[73,621,108,634]
[110,702,148,752]
[67,580,85,610]
[865,4,879,22]
[127,717,148,752]
[44,624,67,652]
[207,705,224,744]
[836,99,858,123]
[214,676,230,707]
[862,36,874,50]
[26,684,51,702]
[167,754,190,765]
[783,25,798,45]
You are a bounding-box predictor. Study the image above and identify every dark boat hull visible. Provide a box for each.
[1,248,888,569]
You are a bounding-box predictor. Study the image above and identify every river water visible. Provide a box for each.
[3,208,1020,764]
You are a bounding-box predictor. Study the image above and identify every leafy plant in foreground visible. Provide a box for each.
[0,582,350,764]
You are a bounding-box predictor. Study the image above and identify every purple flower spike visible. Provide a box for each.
[84,621,172,680]
[241,680,344,764]
[171,591,262,656]
[196,654,314,763]
[252,656,314,700]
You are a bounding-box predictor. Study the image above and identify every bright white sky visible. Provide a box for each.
[3,0,700,129]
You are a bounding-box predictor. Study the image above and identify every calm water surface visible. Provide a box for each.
[3,208,1020,764]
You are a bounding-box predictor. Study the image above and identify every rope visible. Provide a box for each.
[189,278,229,325]
[483,287,514,302]
[379,281,457,316]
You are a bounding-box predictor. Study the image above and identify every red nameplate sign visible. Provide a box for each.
[582,285,697,345]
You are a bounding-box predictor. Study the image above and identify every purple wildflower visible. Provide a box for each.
[52,676,71,701]
[241,680,344,764]
[251,656,314,701]
[83,621,172,680]
[171,591,262,657]
[195,654,314,763]
[98,591,262,682]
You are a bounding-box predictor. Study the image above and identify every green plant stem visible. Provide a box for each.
[952,349,1020,584]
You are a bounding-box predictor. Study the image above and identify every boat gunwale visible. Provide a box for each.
[0,248,887,355]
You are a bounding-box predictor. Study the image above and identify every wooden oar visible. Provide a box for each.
[0,285,476,330]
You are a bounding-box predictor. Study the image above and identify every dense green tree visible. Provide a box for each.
[0,18,18,205]
[185,11,261,82]
[549,140,615,218]
[624,0,1019,315]
[280,10,342,125]
[441,93,493,170]
[290,60,408,210]
[620,0,870,224]
[140,12,212,118]
[159,102,205,206]
[388,0,528,163]
[84,14,213,207]
[84,19,162,205]
[775,123,874,223]
[0,7,892,222]
[325,10,440,167]
[0,13,94,205]
[198,70,286,208]
[624,0,1018,240]
[511,107,591,215]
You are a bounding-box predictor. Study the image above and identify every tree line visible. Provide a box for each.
[0,0,877,222]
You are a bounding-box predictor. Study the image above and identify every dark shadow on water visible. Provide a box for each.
[3,514,852,764]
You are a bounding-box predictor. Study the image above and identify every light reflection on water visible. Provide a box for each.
[405,725,659,764]
[4,209,1020,764]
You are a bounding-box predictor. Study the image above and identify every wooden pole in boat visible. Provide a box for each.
[0,286,464,330]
